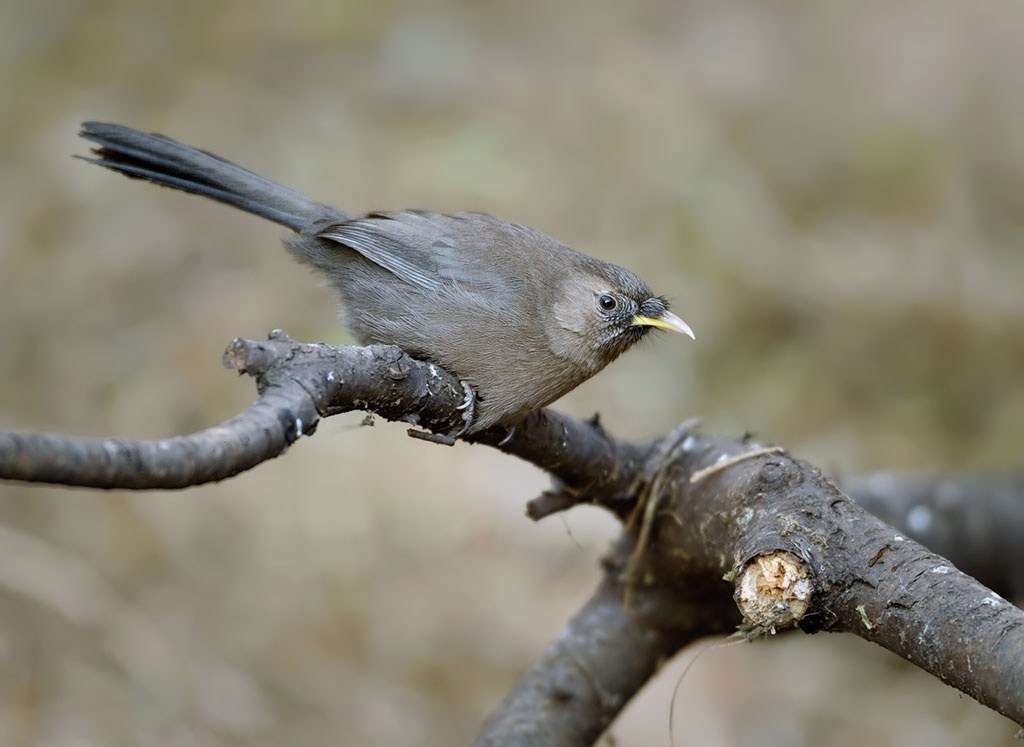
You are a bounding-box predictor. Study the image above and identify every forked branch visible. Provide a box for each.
[1,331,1021,740]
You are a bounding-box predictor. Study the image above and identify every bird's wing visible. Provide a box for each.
[317,211,501,294]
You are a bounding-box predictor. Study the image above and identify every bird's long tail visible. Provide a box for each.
[78,122,346,232]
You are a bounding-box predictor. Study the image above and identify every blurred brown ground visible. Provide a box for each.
[1,1,1023,745]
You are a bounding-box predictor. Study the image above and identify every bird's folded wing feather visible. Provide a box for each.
[317,211,505,295]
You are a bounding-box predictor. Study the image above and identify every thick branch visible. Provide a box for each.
[475,537,737,746]
[644,435,1024,726]
[485,434,1024,742]
[845,473,1024,600]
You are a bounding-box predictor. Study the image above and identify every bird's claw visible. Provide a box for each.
[406,380,477,446]
[455,383,474,410]
[498,425,516,446]
[451,380,476,438]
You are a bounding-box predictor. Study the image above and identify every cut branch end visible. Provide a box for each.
[735,551,812,632]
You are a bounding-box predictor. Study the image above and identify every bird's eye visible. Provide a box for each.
[598,295,618,311]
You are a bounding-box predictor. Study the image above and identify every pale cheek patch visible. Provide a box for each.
[553,297,591,334]
[553,275,610,335]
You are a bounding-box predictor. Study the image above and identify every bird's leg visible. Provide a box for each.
[405,380,477,446]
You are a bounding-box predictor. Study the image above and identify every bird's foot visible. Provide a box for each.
[406,380,477,447]
[453,380,476,436]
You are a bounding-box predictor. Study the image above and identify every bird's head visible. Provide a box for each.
[549,262,694,372]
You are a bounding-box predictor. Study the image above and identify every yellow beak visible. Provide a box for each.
[631,310,695,339]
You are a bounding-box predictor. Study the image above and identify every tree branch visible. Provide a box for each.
[476,536,737,746]
[844,472,1024,600]
[664,438,1024,725]
[0,332,649,493]
[3,332,1022,736]
[479,433,1024,743]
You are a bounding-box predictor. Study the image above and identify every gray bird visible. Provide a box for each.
[78,122,693,438]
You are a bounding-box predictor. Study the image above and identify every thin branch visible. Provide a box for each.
[0,332,650,493]
[0,334,444,488]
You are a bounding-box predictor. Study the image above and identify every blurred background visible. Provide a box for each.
[1,0,1023,744]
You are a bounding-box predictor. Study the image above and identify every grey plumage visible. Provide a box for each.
[78,122,692,433]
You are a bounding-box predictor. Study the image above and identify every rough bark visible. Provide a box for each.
[475,434,1024,743]
[845,473,1024,600]
[476,538,736,747]
[0,333,650,497]
[1,332,1022,739]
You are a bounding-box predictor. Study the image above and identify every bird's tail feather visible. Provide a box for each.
[78,122,345,232]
